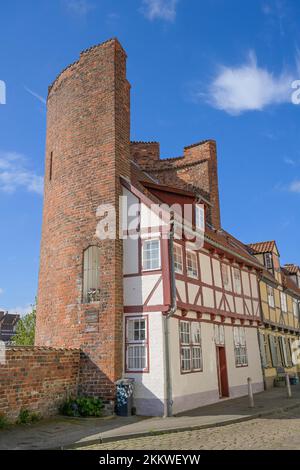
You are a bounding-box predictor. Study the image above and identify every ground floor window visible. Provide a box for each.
[233,326,248,367]
[125,316,148,372]
[180,320,203,373]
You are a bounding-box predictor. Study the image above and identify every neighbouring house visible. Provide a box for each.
[35,37,296,417]
[0,312,20,343]
[247,242,300,388]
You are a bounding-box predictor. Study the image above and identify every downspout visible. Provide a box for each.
[163,218,177,418]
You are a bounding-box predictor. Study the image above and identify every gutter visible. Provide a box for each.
[163,218,177,418]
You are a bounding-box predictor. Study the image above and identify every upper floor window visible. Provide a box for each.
[280,292,288,313]
[264,253,273,271]
[83,246,101,303]
[293,298,299,318]
[233,326,248,367]
[142,239,161,271]
[126,317,148,372]
[195,205,205,231]
[180,321,202,372]
[267,285,275,308]
[186,250,198,278]
[174,244,183,274]
[233,268,242,294]
[221,264,230,289]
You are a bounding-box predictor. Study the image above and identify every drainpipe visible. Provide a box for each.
[163,218,177,418]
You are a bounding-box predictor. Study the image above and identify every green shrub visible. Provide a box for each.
[0,414,8,429]
[17,409,41,425]
[60,397,104,417]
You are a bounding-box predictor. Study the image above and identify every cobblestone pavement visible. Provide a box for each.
[80,409,300,450]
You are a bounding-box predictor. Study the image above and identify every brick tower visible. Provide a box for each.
[35,39,131,399]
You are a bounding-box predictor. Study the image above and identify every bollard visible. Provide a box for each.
[285,373,292,398]
[247,377,255,408]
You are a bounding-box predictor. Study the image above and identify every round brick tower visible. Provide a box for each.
[35,39,131,399]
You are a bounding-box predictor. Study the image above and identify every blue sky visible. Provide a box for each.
[0,0,300,314]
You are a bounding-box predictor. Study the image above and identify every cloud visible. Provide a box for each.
[289,180,300,193]
[205,52,293,115]
[0,151,44,195]
[141,0,178,22]
[24,86,46,105]
[284,157,297,166]
[64,0,94,17]
[7,305,32,317]
[0,289,4,296]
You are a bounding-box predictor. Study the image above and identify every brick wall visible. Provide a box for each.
[0,347,80,421]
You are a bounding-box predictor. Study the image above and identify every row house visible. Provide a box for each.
[0,312,19,343]
[247,242,300,388]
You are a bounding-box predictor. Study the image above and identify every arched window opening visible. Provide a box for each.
[83,246,101,303]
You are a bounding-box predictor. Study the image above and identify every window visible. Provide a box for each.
[83,246,101,303]
[293,299,299,318]
[195,205,205,231]
[233,268,242,294]
[221,264,230,289]
[264,253,273,271]
[126,317,148,371]
[49,151,53,181]
[180,321,202,372]
[142,239,160,271]
[233,327,248,367]
[214,324,225,346]
[259,332,272,368]
[280,292,287,313]
[174,244,183,274]
[269,335,279,367]
[186,250,198,278]
[267,285,275,308]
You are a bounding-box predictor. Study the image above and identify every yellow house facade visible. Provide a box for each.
[248,241,300,389]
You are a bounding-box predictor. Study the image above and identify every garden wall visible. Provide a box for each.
[0,347,81,421]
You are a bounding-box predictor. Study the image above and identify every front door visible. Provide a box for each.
[216,346,229,398]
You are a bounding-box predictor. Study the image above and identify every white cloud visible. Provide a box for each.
[7,305,32,317]
[64,0,94,17]
[0,151,44,195]
[289,180,300,193]
[284,157,297,166]
[24,86,46,105]
[206,52,293,115]
[0,289,4,296]
[141,0,178,22]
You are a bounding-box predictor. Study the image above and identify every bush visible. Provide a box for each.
[17,409,41,425]
[60,397,104,417]
[0,414,8,429]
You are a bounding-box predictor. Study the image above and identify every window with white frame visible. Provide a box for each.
[126,317,148,371]
[267,285,275,308]
[186,250,198,278]
[83,246,101,303]
[280,292,288,313]
[142,239,161,271]
[195,204,205,231]
[233,326,248,367]
[233,267,242,294]
[221,264,230,289]
[264,253,273,271]
[293,298,299,318]
[214,324,225,346]
[173,244,183,274]
[180,321,202,372]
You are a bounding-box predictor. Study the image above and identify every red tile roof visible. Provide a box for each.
[248,241,276,254]
[284,264,300,275]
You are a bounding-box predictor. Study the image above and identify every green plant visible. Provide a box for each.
[0,414,8,429]
[11,301,36,346]
[17,409,41,425]
[60,396,104,417]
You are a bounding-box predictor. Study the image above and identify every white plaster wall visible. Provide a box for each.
[124,274,163,306]
[199,253,212,285]
[123,237,139,275]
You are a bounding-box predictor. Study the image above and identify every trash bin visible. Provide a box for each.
[115,378,135,417]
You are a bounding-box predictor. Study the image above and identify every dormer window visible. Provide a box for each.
[264,253,273,271]
[195,204,205,231]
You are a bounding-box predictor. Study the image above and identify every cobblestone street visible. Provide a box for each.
[81,409,300,450]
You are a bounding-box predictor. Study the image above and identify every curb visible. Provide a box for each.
[62,402,300,450]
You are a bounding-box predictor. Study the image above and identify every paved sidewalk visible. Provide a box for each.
[0,385,300,450]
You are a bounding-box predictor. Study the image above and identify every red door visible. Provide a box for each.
[216,346,229,398]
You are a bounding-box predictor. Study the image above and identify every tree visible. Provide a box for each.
[11,302,36,346]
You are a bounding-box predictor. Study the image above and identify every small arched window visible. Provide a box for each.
[83,246,101,303]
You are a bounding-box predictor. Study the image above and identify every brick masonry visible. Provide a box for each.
[0,347,80,421]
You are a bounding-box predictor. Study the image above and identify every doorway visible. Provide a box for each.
[216,346,229,398]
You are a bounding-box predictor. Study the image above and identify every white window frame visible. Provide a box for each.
[233,326,248,367]
[195,204,205,231]
[173,243,183,274]
[267,285,275,308]
[142,238,161,271]
[280,291,288,313]
[293,298,299,318]
[214,324,225,346]
[180,320,202,373]
[186,250,198,279]
[233,267,242,295]
[126,317,148,372]
[265,253,273,270]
